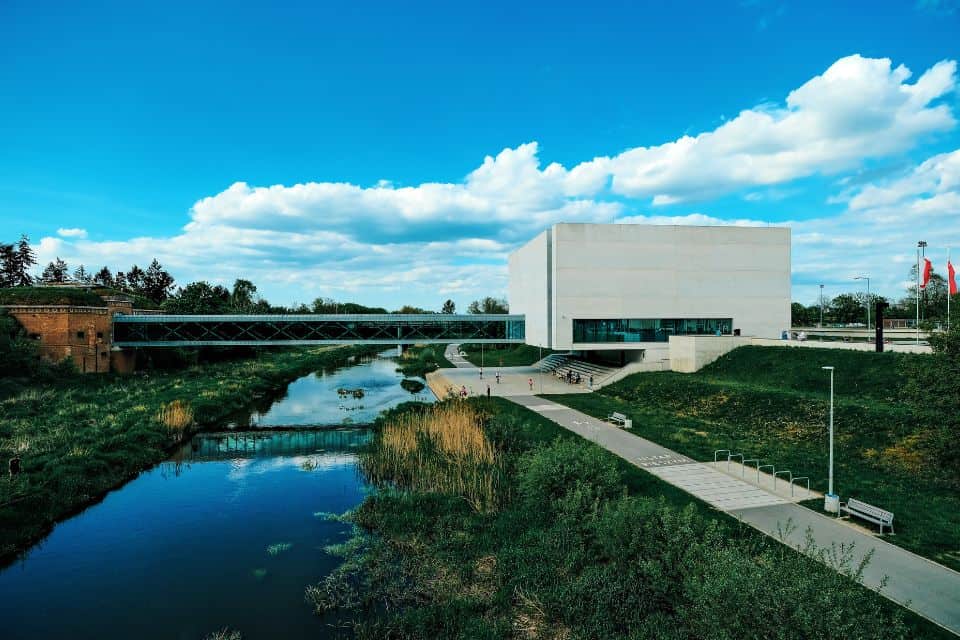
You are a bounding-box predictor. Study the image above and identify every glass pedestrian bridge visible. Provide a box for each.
[112,313,525,347]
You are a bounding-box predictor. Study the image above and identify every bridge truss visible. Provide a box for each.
[112,313,525,347]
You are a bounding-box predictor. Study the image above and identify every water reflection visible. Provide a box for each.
[233,351,434,427]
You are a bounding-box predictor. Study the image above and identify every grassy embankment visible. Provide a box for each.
[306,398,949,639]
[0,285,160,309]
[458,342,557,367]
[0,344,380,566]
[549,346,960,571]
[396,345,456,378]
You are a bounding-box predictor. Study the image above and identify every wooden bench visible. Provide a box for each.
[840,498,895,534]
[607,412,627,426]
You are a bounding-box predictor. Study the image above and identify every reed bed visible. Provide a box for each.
[157,399,194,439]
[361,403,501,511]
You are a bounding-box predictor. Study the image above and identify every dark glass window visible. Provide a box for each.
[76,331,85,340]
[96,332,104,339]
[572,318,733,343]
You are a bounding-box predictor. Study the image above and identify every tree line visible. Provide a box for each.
[792,264,958,327]
[2,234,510,315]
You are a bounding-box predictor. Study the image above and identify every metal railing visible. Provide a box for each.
[791,476,810,498]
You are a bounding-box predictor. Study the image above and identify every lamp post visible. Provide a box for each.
[822,365,839,513]
[917,241,927,344]
[819,284,824,328]
[854,275,870,332]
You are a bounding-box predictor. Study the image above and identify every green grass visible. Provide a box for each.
[458,342,557,367]
[0,286,159,309]
[306,397,949,639]
[396,345,455,377]
[0,344,380,566]
[547,345,960,571]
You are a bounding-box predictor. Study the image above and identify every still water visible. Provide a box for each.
[0,352,434,639]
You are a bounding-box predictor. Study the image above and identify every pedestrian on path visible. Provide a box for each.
[479,367,483,379]
[588,374,593,389]
[486,385,491,398]
[460,385,467,399]
[495,371,501,384]
[528,377,534,391]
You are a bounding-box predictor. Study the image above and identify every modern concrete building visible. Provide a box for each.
[508,223,791,362]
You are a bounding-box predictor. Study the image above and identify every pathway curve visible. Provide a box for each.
[505,394,960,636]
[444,343,475,368]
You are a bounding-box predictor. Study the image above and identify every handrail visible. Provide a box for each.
[742,458,760,478]
[758,464,775,485]
[728,452,744,471]
[714,449,731,463]
[791,476,810,498]
[774,470,792,491]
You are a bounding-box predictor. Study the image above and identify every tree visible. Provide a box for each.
[42,258,69,283]
[829,293,866,325]
[93,266,114,288]
[230,278,259,312]
[441,299,456,314]
[114,271,128,291]
[790,302,811,327]
[73,264,91,283]
[0,243,15,288]
[142,259,175,303]
[14,235,36,286]
[161,281,231,314]
[126,265,145,294]
[467,297,509,314]
[395,305,432,314]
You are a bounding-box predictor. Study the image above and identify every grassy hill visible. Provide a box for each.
[550,346,960,571]
[0,286,159,309]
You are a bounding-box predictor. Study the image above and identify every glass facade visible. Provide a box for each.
[572,318,733,343]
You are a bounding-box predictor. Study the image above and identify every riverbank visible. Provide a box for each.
[0,344,382,566]
[307,398,950,639]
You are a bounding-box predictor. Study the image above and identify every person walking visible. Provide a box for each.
[486,385,491,398]
[528,377,534,391]
[495,371,501,384]
[479,367,483,379]
[588,374,593,389]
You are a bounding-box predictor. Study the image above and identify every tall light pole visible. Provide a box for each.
[819,284,825,328]
[917,241,926,344]
[822,366,838,513]
[854,275,870,332]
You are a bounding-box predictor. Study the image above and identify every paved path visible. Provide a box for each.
[443,344,475,368]
[506,394,960,636]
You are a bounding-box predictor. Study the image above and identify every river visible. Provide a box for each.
[0,351,433,639]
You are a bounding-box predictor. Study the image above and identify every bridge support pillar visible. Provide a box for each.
[110,347,136,374]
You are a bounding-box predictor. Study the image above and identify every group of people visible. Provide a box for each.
[555,368,591,387]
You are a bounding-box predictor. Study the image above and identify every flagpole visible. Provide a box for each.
[949,248,952,331]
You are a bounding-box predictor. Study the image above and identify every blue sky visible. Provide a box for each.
[2,0,959,309]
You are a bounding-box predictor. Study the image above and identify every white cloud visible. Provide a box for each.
[56,227,87,238]
[29,54,959,308]
[599,56,956,204]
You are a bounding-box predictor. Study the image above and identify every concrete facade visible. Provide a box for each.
[509,223,792,351]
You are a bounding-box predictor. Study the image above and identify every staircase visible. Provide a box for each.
[534,354,618,386]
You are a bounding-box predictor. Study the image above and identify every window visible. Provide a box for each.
[96,332,104,339]
[572,318,733,343]
[76,331,85,340]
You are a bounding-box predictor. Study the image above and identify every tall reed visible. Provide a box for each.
[157,399,194,440]
[361,403,501,511]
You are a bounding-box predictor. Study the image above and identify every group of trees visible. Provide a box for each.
[0,236,37,287]
[793,264,958,327]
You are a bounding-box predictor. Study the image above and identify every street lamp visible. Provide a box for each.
[822,366,839,513]
[854,275,870,331]
[819,284,824,328]
[917,241,927,344]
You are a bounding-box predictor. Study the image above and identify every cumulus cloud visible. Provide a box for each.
[599,55,956,203]
[30,54,959,308]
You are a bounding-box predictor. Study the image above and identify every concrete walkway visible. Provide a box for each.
[506,394,960,636]
[443,344,475,368]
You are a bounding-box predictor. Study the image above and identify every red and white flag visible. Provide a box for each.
[921,257,932,290]
[949,258,958,296]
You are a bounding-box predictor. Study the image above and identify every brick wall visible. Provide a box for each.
[5,305,117,373]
